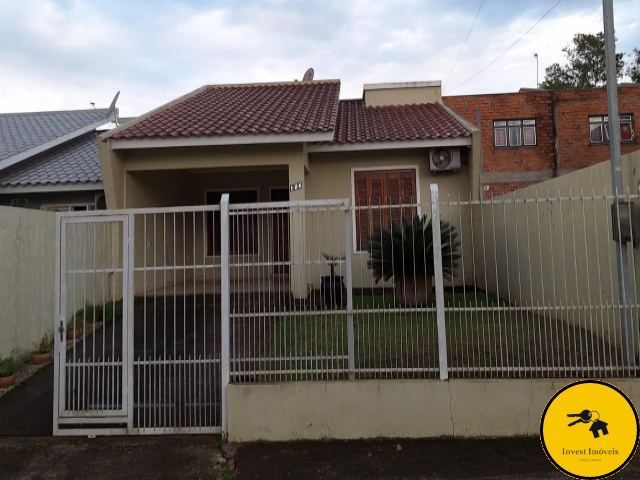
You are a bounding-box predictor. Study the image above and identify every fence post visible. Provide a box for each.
[52,213,62,436]
[344,199,355,380]
[220,194,231,434]
[430,184,449,381]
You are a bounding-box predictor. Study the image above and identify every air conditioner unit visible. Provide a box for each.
[429,147,461,173]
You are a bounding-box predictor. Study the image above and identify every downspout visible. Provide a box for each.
[551,91,559,177]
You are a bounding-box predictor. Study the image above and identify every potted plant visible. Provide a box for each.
[0,357,16,389]
[32,332,52,365]
[367,214,461,307]
[67,319,83,340]
[320,253,346,308]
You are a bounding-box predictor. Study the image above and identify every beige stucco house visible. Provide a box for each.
[98,78,480,295]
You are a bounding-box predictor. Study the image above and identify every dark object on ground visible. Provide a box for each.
[320,275,345,308]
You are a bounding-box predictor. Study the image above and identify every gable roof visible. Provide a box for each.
[331,100,473,144]
[0,131,102,188]
[108,81,341,141]
[0,109,108,162]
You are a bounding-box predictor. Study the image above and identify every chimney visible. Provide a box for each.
[363,81,442,107]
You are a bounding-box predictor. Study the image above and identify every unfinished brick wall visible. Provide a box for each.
[554,86,640,171]
[444,91,554,175]
[444,85,640,198]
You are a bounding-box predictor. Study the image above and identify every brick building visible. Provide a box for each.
[444,84,640,197]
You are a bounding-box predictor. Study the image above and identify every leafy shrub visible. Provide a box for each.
[72,301,123,325]
[367,214,461,284]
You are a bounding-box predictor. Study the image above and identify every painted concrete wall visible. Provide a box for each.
[101,140,477,293]
[227,378,640,441]
[306,149,474,289]
[0,206,117,358]
[364,85,442,107]
[475,150,640,343]
[0,207,55,358]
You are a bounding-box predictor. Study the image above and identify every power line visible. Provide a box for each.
[449,0,563,93]
[443,0,485,91]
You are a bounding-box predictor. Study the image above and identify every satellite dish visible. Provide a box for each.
[302,68,314,82]
[105,91,120,123]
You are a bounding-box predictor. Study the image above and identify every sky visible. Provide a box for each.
[0,0,639,117]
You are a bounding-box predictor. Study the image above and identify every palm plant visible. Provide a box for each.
[367,214,461,306]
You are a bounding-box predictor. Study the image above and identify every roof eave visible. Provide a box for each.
[111,130,336,150]
[307,136,472,153]
[0,181,103,194]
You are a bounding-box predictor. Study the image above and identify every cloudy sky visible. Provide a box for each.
[0,0,638,117]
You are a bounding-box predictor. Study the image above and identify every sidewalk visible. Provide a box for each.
[0,436,219,480]
[0,435,637,479]
[237,437,639,480]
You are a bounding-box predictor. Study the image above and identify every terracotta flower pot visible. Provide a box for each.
[0,373,16,389]
[67,328,83,340]
[31,352,52,365]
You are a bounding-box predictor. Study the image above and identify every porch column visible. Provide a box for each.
[288,159,309,300]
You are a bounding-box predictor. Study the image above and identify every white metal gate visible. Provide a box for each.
[54,215,131,434]
[54,206,226,436]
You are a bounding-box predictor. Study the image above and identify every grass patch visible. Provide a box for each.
[262,293,622,380]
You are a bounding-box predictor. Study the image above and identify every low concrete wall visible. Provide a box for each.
[0,207,55,358]
[227,379,640,442]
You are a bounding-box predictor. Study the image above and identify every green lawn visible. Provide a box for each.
[261,293,624,380]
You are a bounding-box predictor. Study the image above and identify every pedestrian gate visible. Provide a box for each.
[53,206,226,436]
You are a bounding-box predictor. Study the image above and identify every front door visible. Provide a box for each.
[271,188,290,274]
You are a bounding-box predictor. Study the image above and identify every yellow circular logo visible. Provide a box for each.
[540,380,639,479]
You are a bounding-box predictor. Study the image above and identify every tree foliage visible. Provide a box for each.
[627,48,640,83]
[540,32,626,89]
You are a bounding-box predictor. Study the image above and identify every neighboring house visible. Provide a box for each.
[0,109,131,210]
[98,79,480,295]
[443,84,640,197]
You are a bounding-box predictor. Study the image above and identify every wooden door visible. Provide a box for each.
[271,188,290,274]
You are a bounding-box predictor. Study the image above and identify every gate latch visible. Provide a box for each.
[59,320,65,342]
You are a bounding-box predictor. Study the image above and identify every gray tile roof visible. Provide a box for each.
[0,131,101,187]
[0,109,108,161]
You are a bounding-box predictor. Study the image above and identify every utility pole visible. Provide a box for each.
[603,0,635,366]
[533,53,539,88]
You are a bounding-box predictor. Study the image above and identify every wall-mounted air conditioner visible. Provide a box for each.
[429,147,461,173]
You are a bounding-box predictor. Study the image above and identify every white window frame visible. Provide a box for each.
[589,114,635,144]
[350,165,421,254]
[494,119,537,147]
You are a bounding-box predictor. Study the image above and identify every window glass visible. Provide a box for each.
[494,128,507,146]
[523,126,536,146]
[509,126,522,146]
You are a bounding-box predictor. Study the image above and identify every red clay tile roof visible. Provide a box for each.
[111,81,340,140]
[330,100,472,144]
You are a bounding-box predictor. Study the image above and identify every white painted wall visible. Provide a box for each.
[227,378,640,441]
[0,207,55,358]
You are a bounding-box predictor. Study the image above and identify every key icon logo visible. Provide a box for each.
[567,409,609,438]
